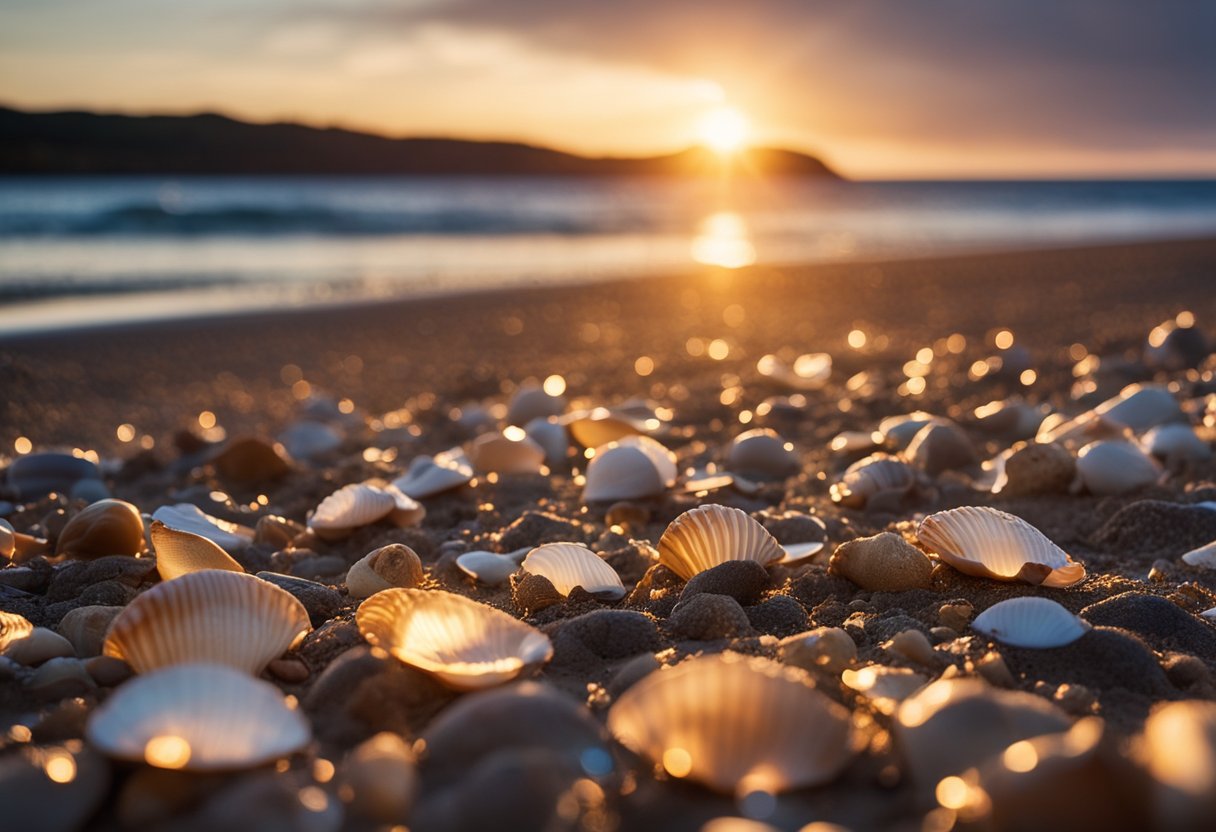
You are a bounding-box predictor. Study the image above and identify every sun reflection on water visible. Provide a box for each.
[691,212,756,269]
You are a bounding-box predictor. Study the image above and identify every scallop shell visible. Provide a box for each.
[583,436,677,503]
[607,653,856,795]
[971,597,1091,648]
[726,429,799,479]
[917,506,1085,588]
[392,449,473,499]
[563,407,645,449]
[356,588,553,690]
[467,431,547,475]
[308,483,424,539]
[1142,423,1211,463]
[658,504,784,581]
[151,504,254,552]
[150,520,244,581]
[103,570,311,674]
[87,662,310,770]
[522,543,626,600]
[1076,440,1163,496]
[830,453,916,508]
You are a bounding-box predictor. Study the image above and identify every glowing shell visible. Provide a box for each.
[151,504,253,552]
[149,521,244,582]
[392,449,473,499]
[521,543,625,599]
[583,436,677,503]
[658,504,784,581]
[830,453,916,508]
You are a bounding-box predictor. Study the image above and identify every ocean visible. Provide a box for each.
[2,176,1215,333]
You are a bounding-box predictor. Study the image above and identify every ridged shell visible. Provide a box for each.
[103,570,311,674]
[607,653,856,794]
[1142,423,1211,462]
[392,449,473,499]
[583,436,677,503]
[151,504,253,552]
[971,597,1091,648]
[522,543,626,599]
[1076,440,1163,496]
[917,506,1085,588]
[658,504,784,581]
[87,663,310,770]
[345,544,423,599]
[830,453,916,507]
[150,521,244,581]
[356,589,553,690]
[726,429,799,479]
[467,432,547,475]
[309,483,394,532]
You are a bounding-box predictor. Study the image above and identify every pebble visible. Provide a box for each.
[938,600,974,631]
[906,421,977,475]
[289,555,349,581]
[605,653,661,698]
[828,532,933,592]
[1081,591,1216,660]
[668,593,753,640]
[1053,682,1098,715]
[57,605,123,657]
[46,555,156,602]
[604,501,650,530]
[85,655,133,687]
[1001,441,1076,496]
[4,627,75,665]
[1090,500,1216,555]
[884,629,942,668]
[544,610,662,660]
[209,436,293,483]
[267,657,310,684]
[511,571,565,616]
[680,559,770,605]
[743,594,810,637]
[975,651,1017,688]
[27,656,96,699]
[779,627,857,675]
[5,452,101,499]
[254,515,307,549]
[255,572,345,626]
[339,732,418,824]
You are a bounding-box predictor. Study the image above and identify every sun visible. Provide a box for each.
[698,107,751,155]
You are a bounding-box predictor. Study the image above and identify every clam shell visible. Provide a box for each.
[971,597,1091,648]
[522,543,626,599]
[151,504,253,552]
[467,431,547,475]
[583,436,677,503]
[103,570,311,674]
[55,499,145,559]
[1076,440,1163,496]
[392,449,473,499]
[87,662,310,770]
[277,420,343,459]
[830,453,916,508]
[455,550,522,586]
[607,653,856,794]
[1142,423,1211,463]
[726,429,799,479]
[917,506,1085,588]
[524,417,569,466]
[563,407,645,448]
[658,504,784,581]
[356,588,553,690]
[150,521,244,581]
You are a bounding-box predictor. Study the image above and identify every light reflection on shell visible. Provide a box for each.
[150,521,244,582]
[658,504,784,581]
[150,504,253,552]
[830,453,916,508]
[583,436,677,503]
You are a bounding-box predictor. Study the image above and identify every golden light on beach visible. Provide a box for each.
[848,329,867,349]
[935,776,970,809]
[698,106,750,155]
[116,423,136,442]
[692,212,756,269]
[634,356,655,376]
[197,410,217,429]
[43,751,77,784]
[144,735,192,769]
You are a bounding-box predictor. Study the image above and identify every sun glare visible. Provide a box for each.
[698,107,750,155]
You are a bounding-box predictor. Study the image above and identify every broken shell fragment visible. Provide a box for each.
[658,504,784,581]
[1180,541,1216,569]
[103,570,311,674]
[55,499,145,559]
[583,436,677,503]
[726,429,799,479]
[345,544,424,599]
[830,453,916,509]
[87,662,310,771]
[356,588,553,690]
[467,431,547,475]
[1076,440,1163,496]
[917,506,1085,588]
[521,543,625,600]
[971,597,1091,648]
[392,449,473,499]
[150,521,244,582]
[151,504,253,552]
[455,550,525,586]
[607,653,856,794]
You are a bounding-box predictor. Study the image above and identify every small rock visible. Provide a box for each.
[57,605,123,657]
[828,532,933,592]
[975,651,1016,688]
[1081,592,1216,661]
[340,732,418,824]
[1162,652,1213,691]
[499,511,588,551]
[1053,683,1097,715]
[27,657,96,699]
[938,601,975,631]
[0,741,110,832]
[68,479,110,503]
[680,559,770,605]
[289,555,349,581]
[511,571,564,616]
[744,594,810,637]
[253,515,307,549]
[604,502,650,530]
[906,421,977,475]
[46,555,156,602]
[544,610,662,660]
[209,436,292,483]
[255,572,344,626]
[930,626,958,642]
[884,629,942,668]
[778,627,856,675]
[1000,441,1076,496]
[85,655,133,687]
[1091,500,1216,556]
[668,594,753,640]
[4,627,75,665]
[77,579,137,608]
[605,653,661,698]
[5,453,101,499]
[267,658,310,684]
[0,561,52,593]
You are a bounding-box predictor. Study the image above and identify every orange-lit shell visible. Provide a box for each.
[564,407,646,449]
[55,499,145,559]
[521,543,625,600]
[830,453,916,508]
[392,449,473,499]
[149,520,244,582]
[583,436,677,503]
[727,428,799,479]
[607,652,856,795]
[151,504,253,552]
[971,597,1091,648]
[1142,700,1216,829]
[917,506,1085,588]
[1076,440,1163,496]
[103,570,311,674]
[467,431,547,475]
[658,504,784,581]
[0,518,14,559]
[86,662,310,771]
[842,665,930,715]
[356,588,553,690]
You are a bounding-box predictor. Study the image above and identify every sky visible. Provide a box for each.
[1,0,1214,178]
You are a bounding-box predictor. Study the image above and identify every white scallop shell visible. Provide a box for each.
[917,506,1085,588]
[971,597,1091,648]
[830,453,916,507]
[1076,440,1163,496]
[308,483,424,537]
[276,420,343,459]
[150,521,244,582]
[467,431,547,475]
[392,449,473,499]
[563,407,645,449]
[151,504,253,551]
[356,589,553,690]
[1181,541,1216,569]
[727,429,798,479]
[583,436,677,503]
[1142,423,1211,463]
[455,551,522,586]
[87,662,310,770]
[103,570,311,674]
[607,653,856,795]
[658,504,784,581]
[524,417,569,465]
[522,543,626,599]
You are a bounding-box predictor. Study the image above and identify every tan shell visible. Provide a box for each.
[842,665,929,715]
[1076,440,1163,496]
[583,436,677,503]
[87,662,310,771]
[830,453,916,508]
[658,504,784,581]
[564,407,645,449]
[467,431,547,475]
[103,570,311,674]
[521,543,626,600]
[392,449,474,499]
[308,483,424,539]
[55,499,145,559]
[917,506,1085,588]
[356,588,553,690]
[726,429,798,479]
[828,532,933,592]
[345,544,424,599]
[971,597,1091,648]
[0,611,75,665]
[150,520,244,582]
[151,504,253,551]
[607,653,856,794]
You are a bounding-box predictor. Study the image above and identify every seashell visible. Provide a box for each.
[607,652,856,794]
[1,611,75,665]
[392,449,473,499]
[1141,699,1216,829]
[583,436,677,503]
[252,514,306,549]
[830,453,916,508]
[467,431,547,475]
[87,662,310,771]
[778,627,856,675]
[149,521,243,581]
[972,399,1047,439]
[345,544,424,599]
[726,429,798,479]
[1142,423,1211,464]
[455,548,528,586]
[55,499,145,559]
[828,532,933,592]
[906,420,978,475]
[0,518,15,559]
[276,421,343,459]
[1040,383,1184,445]
[208,436,293,484]
[971,597,1091,648]
[522,543,625,600]
[658,504,784,581]
[151,504,253,552]
[879,412,938,449]
[1181,540,1216,569]
[1076,440,1163,496]
[777,540,825,565]
[308,483,424,540]
[339,732,418,824]
[103,570,311,674]
[5,452,101,499]
[524,417,569,466]
[357,588,553,690]
[506,383,567,427]
[563,407,646,449]
[756,352,832,390]
[842,665,929,715]
[917,506,1085,588]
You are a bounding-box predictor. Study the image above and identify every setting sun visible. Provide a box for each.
[698,107,750,155]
